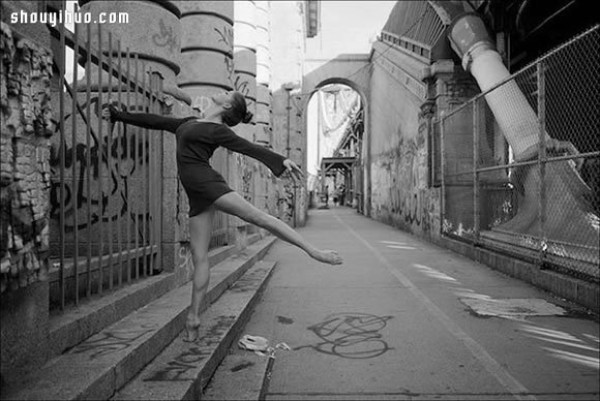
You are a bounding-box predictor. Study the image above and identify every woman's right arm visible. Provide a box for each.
[104,105,194,133]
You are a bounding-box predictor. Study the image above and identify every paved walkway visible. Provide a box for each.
[242,208,599,400]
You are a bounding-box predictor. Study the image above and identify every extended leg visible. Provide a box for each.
[214,192,342,265]
[184,207,214,342]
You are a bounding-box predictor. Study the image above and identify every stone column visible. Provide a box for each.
[254,1,272,217]
[179,1,234,114]
[422,60,480,234]
[255,0,271,147]
[233,0,257,142]
[74,1,192,275]
[233,0,258,238]
[77,0,190,107]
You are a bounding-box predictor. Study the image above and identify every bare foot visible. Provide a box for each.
[311,249,343,265]
[183,317,200,342]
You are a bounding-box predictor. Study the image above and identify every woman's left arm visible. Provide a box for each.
[215,127,302,180]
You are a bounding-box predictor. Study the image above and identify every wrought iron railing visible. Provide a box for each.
[48,20,167,310]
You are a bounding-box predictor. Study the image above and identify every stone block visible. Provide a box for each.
[0,281,49,383]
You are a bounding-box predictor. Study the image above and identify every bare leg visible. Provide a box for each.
[184,207,214,342]
[214,192,342,265]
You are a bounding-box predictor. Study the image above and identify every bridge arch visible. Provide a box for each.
[300,59,371,214]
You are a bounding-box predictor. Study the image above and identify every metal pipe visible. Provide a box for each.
[107,32,114,289]
[133,54,140,280]
[59,21,66,310]
[537,60,547,265]
[125,46,132,284]
[96,22,103,295]
[72,21,80,304]
[117,39,123,287]
[85,23,92,299]
[448,12,549,162]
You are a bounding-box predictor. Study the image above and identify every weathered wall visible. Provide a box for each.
[0,16,53,383]
[368,40,441,238]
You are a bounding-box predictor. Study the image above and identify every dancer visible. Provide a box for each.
[103,90,343,341]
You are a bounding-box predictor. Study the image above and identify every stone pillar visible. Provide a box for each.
[254,1,272,218]
[179,1,234,114]
[73,1,191,275]
[1,1,53,382]
[77,0,189,106]
[422,60,480,233]
[233,0,258,237]
[255,0,271,147]
[233,0,257,142]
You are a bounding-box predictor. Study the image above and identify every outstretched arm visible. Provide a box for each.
[104,104,195,133]
[215,126,301,179]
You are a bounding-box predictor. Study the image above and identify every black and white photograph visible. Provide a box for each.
[0,1,598,400]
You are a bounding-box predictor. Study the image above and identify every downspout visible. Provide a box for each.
[430,1,598,264]
[431,1,583,163]
[445,7,547,161]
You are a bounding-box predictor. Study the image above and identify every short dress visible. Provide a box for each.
[113,111,287,217]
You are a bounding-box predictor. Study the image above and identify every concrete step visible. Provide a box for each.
[112,260,277,401]
[201,339,273,401]
[2,236,276,401]
[47,242,241,359]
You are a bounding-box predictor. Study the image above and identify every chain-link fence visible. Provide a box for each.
[439,25,599,282]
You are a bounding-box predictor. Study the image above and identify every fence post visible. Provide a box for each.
[150,71,165,274]
[473,100,480,245]
[439,116,446,236]
[537,61,547,267]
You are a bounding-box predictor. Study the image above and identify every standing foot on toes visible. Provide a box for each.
[184,317,200,342]
[311,249,343,265]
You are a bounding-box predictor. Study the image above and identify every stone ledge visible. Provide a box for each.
[434,236,599,314]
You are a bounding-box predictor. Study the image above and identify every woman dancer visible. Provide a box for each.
[103,91,343,341]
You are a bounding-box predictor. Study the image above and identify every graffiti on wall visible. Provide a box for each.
[214,25,233,48]
[372,126,439,235]
[49,95,152,238]
[152,18,178,53]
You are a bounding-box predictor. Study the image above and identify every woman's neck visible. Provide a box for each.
[201,106,223,123]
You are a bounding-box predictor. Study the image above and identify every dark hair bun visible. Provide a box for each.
[242,111,253,124]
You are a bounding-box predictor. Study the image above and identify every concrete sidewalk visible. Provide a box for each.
[240,208,599,400]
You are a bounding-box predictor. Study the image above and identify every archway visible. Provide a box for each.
[303,79,366,213]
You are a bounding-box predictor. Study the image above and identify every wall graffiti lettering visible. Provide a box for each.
[295,312,393,359]
[152,19,178,52]
[192,95,214,117]
[144,345,210,382]
[213,25,233,48]
[233,75,250,98]
[144,315,236,381]
[49,96,152,236]
[178,244,193,277]
[373,130,435,233]
[72,325,155,360]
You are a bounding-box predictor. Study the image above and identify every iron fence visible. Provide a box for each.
[48,21,166,310]
[47,20,233,310]
[438,25,599,282]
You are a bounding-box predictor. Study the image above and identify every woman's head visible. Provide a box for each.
[214,91,253,126]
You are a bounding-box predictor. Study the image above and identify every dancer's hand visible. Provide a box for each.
[283,159,303,182]
[101,103,120,122]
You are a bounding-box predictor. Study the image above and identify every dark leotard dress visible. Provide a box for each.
[112,111,287,217]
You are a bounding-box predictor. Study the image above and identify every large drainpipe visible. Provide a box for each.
[446,7,548,161]
[432,1,598,262]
